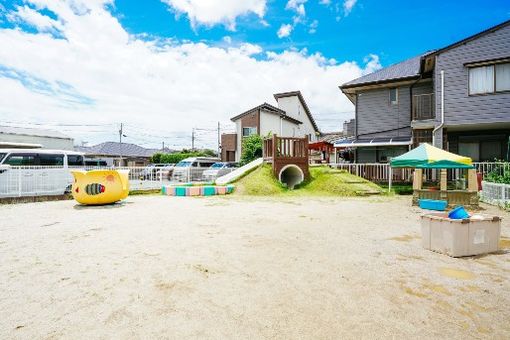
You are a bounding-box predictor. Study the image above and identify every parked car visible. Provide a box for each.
[140,163,172,180]
[0,149,85,197]
[171,157,220,182]
[202,162,238,182]
[156,163,175,180]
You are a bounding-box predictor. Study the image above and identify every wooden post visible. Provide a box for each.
[413,169,423,190]
[272,134,277,176]
[440,169,447,191]
[467,169,477,191]
[304,134,309,162]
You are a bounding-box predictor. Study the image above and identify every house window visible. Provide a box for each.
[496,63,510,92]
[413,129,433,147]
[459,142,480,162]
[469,62,510,94]
[242,127,257,137]
[389,88,398,105]
[469,65,494,94]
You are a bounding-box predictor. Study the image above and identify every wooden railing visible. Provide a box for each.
[329,162,509,183]
[263,137,274,160]
[264,135,309,162]
[264,135,310,179]
[412,93,435,120]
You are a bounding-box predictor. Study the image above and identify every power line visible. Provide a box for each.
[1,121,114,127]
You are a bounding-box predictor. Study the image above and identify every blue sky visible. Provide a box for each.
[110,0,510,66]
[0,0,509,148]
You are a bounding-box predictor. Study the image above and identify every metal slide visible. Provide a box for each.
[215,158,263,185]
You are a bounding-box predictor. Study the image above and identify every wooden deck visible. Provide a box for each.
[263,135,310,179]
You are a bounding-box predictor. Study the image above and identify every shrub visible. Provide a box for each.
[240,134,263,165]
[150,151,217,164]
[485,163,510,185]
[151,153,162,163]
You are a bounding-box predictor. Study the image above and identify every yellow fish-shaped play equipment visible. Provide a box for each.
[70,169,130,205]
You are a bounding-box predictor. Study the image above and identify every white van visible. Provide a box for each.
[171,157,220,182]
[0,149,85,197]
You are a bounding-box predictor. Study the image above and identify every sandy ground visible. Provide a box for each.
[1,195,509,340]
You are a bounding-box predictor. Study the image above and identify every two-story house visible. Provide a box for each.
[337,20,510,163]
[221,91,320,162]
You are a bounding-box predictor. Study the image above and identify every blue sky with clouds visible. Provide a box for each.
[110,0,510,65]
[0,0,509,148]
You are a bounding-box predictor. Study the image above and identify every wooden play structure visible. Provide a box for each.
[411,168,479,207]
[390,143,479,207]
[263,134,309,188]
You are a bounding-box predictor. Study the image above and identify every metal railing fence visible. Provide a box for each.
[0,165,236,198]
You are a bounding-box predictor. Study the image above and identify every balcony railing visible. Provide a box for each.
[412,93,435,120]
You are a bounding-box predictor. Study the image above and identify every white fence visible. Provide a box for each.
[0,162,506,199]
[0,165,236,199]
[480,181,510,206]
[0,166,73,198]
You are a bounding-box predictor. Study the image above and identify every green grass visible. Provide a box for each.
[234,165,383,197]
[379,183,414,195]
[234,164,286,196]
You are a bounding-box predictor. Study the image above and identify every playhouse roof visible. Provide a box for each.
[390,143,474,169]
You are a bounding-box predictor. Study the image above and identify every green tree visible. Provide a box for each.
[151,153,162,163]
[240,134,263,165]
[201,149,217,157]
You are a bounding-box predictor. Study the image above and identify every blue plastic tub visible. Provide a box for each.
[448,206,470,219]
[418,199,448,211]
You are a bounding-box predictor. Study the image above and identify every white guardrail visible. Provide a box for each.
[0,166,236,199]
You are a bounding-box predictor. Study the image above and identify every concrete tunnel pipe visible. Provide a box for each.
[279,164,304,189]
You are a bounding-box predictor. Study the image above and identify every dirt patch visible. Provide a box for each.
[0,196,509,339]
[438,267,476,280]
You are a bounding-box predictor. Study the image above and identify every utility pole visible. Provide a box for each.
[118,123,123,167]
[191,128,195,151]
[217,121,221,158]
[162,141,165,152]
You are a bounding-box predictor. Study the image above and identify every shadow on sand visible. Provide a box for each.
[73,201,133,210]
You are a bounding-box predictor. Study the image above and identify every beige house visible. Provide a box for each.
[223,91,320,162]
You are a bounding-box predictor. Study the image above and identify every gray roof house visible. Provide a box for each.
[0,126,74,150]
[76,141,162,166]
[337,20,510,163]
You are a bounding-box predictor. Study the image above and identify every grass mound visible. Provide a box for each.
[233,164,383,196]
[300,166,383,196]
[234,164,286,196]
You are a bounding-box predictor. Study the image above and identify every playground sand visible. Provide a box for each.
[1,196,509,339]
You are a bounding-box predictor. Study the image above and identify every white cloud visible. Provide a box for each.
[279,0,310,38]
[277,23,293,38]
[308,19,318,34]
[0,0,380,147]
[286,0,307,17]
[363,54,381,74]
[8,5,63,33]
[161,0,267,30]
[343,0,357,16]
[319,0,331,5]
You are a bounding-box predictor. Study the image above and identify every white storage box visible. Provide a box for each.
[420,213,501,257]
